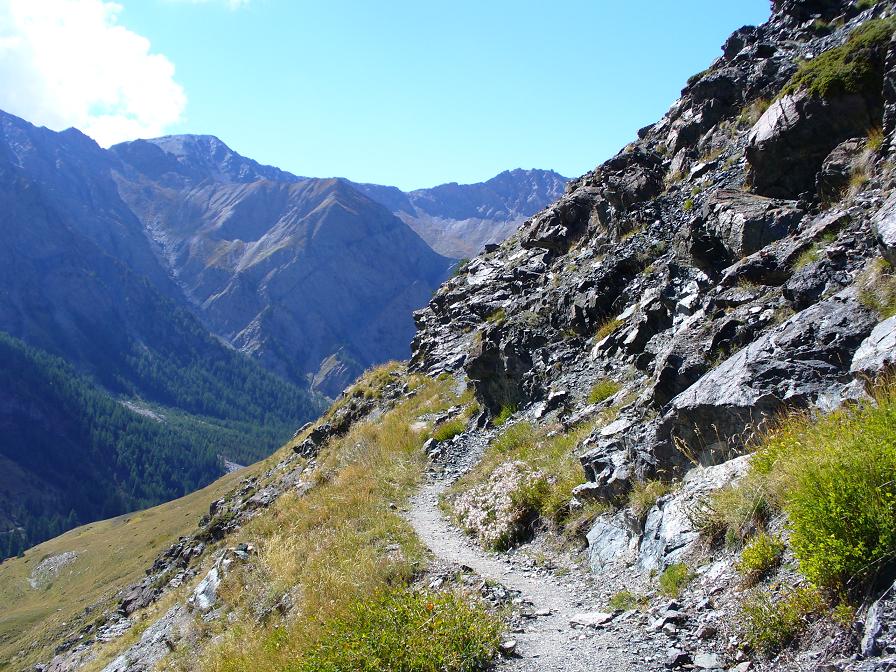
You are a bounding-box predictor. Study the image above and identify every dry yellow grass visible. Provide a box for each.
[0,468,248,671]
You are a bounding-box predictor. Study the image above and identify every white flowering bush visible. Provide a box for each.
[449,460,547,550]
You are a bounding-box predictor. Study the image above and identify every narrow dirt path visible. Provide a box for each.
[408,479,666,671]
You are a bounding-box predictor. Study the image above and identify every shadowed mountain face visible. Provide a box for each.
[351,168,569,258]
[110,138,454,396]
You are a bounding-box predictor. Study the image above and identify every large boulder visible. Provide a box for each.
[745,90,874,198]
[657,291,877,468]
[521,189,601,253]
[689,189,804,268]
[639,456,749,572]
[816,137,866,202]
[851,315,896,377]
[872,192,896,266]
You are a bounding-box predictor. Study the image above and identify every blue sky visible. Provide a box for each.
[1,1,770,190]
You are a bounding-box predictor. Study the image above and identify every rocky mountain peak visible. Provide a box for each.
[110,133,300,185]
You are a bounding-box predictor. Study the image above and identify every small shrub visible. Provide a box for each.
[587,378,620,405]
[867,126,885,151]
[792,246,821,270]
[659,562,694,597]
[849,166,870,193]
[448,420,601,549]
[754,382,896,592]
[629,480,672,519]
[485,307,506,324]
[683,198,695,212]
[737,532,786,584]
[433,418,465,443]
[594,316,623,341]
[738,585,824,655]
[858,257,896,318]
[492,404,516,426]
[294,588,501,671]
[608,590,646,612]
[779,18,896,101]
[687,68,711,87]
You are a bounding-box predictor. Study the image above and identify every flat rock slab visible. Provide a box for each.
[570,611,615,628]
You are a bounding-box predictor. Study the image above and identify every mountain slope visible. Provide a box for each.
[111,138,454,396]
[351,168,568,258]
[0,113,325,556]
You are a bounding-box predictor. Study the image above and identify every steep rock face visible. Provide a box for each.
[410,8,896,669]
[352,169,568,258]
[111,143,453,396]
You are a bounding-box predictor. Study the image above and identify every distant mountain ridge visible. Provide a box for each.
[351,168,569,257]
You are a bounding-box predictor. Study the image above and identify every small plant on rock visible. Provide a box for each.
[658,562,694,597]
[492,404,516,427]
[485,307,506,324]
[594,316,623,342]
[858,257,896,318]
[432,418,465,443]
[587,378,620,405]
[608,590,647,612]
[628,480,672,519]
[779,17,896,101]
[737,532,786,584]
[738,585,824,655]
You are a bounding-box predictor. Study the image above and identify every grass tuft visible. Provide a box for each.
[587,378,620,405]
[628,480,672,519]
[493,404,516,426]
[446,421,600,548]
[594,316,624,342]
[858,257,896,318]
[608,590,647,612]
[658,562,694,597]
[433,417,466,443]
[736,532,786,584]
[292,588,501,672]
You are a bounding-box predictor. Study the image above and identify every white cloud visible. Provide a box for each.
[0,0,186,146]
[166,0,250,8]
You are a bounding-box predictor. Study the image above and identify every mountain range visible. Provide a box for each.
[0,108,565,557]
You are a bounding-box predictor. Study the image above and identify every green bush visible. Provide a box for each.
[294,588,501,671]
[683,198,695,212]
[608,590,646,612]
[738,585,823,655]
[754,384,896,591]
[587,378,620,405]
[492,404,516,426]
[485,308,506,324]
[659,562,694,597]
[433,418,466,443]
[779,18,896,101]
[737,532,786,584]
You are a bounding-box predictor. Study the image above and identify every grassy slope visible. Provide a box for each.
[0,467,249,671]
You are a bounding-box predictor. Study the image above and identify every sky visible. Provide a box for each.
[0,0,770,191]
